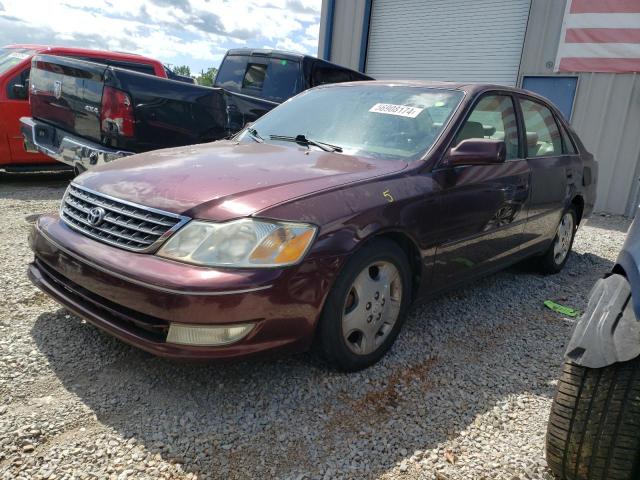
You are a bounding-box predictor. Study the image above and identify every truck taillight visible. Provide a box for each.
[100,86,135,137]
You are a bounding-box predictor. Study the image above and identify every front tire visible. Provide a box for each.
[318,239,412,371]
[546,358,640,480]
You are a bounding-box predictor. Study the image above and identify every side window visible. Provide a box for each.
[6,67,30,100]
[559,122,578,154]
[242,63,267,90]
[311,63,351,87]
[260,58,301,102]
[454,94,520,160]
[519,98,562,158]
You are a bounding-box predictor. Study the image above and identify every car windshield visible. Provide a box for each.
[239,85,464,161]
[0,48,36,76]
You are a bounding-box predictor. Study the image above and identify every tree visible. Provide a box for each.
[198,67,219,87]
[172,65,191,77]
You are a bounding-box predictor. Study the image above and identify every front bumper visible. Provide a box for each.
[20,117,132,171]
[28,215,341,359]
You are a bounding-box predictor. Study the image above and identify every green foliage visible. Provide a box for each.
[172,65,191,77]
[198,67,219,87]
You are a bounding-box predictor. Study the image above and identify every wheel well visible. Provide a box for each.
[572,195,585,224]
[611,264,626,278]
[373,231,422,299]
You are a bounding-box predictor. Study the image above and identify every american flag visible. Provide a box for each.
[555,0,640,73]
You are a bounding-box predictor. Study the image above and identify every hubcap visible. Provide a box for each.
[341,261,403,356]
[553,212,574,265]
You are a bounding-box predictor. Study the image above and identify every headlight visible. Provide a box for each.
[156,218,317,267]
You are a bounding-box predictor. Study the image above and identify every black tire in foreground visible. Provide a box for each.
[546,357,640,480]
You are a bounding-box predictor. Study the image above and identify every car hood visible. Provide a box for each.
[75,140,408,221]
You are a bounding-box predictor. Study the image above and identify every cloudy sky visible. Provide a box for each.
[0,0,321,74]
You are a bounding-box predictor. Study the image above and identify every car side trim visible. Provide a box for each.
[36,224,274,297]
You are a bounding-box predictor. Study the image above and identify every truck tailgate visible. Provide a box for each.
[30,54,105,143]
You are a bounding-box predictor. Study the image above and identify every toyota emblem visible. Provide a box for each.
[87,207,106,226]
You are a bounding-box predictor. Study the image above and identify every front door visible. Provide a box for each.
[431,93,531,288]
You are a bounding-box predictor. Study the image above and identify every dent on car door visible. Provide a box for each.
[431,93,531,288]
[518,97,573,253]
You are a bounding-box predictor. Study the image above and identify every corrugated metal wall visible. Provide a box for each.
[364,0,531,85]
[519,0,640,216]
[319,0,640,215]
[318,0,367,69]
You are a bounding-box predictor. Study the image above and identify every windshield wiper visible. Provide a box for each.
[269,134,343,153]
[246,127,264,143]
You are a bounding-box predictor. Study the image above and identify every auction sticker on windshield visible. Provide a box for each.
[369,103,424,118]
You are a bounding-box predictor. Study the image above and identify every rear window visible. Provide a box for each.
[66,56,156,76]
[560,123,578,154]
[311,63,351,86]
[214,55,248,92]
[105,60,155,76]
[215,55,301,102]
[0,48,36,76]
[242,63,267,90]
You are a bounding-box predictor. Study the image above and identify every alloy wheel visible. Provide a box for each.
[553,212,575,265]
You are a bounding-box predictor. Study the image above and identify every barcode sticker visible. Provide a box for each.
[369,103,424,118]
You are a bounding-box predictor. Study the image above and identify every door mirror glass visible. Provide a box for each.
[445,138,506,166]
[12,83,27,100]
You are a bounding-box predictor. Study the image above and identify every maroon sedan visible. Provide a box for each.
[28,81,597,371]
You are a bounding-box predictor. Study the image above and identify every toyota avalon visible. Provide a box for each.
[28,81,597,371]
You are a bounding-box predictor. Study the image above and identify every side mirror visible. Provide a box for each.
[12,84,28,100]
[445,139,506,167]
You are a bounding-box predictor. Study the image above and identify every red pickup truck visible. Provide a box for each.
[0,44,168,172]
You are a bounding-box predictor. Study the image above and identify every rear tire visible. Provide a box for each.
[539,206,577,274]
[546,357,640,480]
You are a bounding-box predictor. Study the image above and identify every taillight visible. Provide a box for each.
[100,86,135,137]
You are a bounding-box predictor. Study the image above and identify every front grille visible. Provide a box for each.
[60,183,189,252]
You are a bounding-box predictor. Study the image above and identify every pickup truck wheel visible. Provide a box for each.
[546,357,640,480]
[539,206,577,274]
[318,239,411,371]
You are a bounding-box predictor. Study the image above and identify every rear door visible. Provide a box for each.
[518,96,572,253]
[431,93,531,287]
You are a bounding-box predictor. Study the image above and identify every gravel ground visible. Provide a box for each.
[0,173,632,480]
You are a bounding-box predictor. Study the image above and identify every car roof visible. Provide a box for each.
[315,79,558,108]
[225,48,306,61]
[223,48,371,77]
[3,44,160,64]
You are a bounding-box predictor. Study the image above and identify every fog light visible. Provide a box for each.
[166,323,254,346]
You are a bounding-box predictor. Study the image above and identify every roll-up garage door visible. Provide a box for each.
[365,0,531,86]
